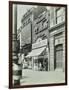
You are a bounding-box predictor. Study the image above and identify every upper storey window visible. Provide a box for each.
[56,7,65,24]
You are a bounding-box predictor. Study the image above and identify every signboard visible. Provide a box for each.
[32,38,47,49]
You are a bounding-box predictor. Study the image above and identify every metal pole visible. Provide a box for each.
[12,4,22,85]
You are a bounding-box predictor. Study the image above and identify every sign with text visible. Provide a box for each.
[32,39,47,49]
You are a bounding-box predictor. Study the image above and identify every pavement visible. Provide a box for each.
[20,69,65,85]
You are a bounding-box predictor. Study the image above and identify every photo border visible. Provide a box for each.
[9,1,67,89]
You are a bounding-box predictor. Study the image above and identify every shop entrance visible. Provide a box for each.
[38,58,48,71]
[55,45,63,70]
[37,58,43,71]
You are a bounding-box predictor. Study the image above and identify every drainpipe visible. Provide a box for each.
[12,4,22,85]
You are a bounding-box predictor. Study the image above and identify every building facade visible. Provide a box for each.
[32,7,49,43]
[17,8,34,56]
[26,7,50,71]
[17,6,66,72]
[49,7,65,71]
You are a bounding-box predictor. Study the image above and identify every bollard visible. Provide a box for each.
[13,63,22,85]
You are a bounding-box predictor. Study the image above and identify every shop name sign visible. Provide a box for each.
[32,39,47,49]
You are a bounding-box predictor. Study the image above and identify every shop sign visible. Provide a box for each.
[32,39,47,49]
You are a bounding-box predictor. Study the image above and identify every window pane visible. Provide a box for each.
[57,15,65,24]
[56,8,65,24]
[57,8,62,17]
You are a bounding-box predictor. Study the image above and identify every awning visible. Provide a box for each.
[26,47,46,58]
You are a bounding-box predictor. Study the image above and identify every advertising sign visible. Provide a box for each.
[32,38,47,49]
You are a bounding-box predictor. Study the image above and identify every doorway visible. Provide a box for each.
[55,45,63,70]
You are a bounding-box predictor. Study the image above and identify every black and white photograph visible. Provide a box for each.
[9,1,67,88]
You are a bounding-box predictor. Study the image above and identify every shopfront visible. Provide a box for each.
[26,38,49,71]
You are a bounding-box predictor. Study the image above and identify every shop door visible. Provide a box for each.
[55,45,63,69]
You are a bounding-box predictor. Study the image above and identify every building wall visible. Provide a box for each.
[32,10,49,43]
[49,36,54,70]
[33,6,47,20]
[50,7,65,28]
[17,9,34,55]
[49,6,65,71]
[49,25,65,71]
[21,23,31,46]
[63,30,65,72]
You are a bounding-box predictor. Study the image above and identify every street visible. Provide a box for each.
[20,69,65,85]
